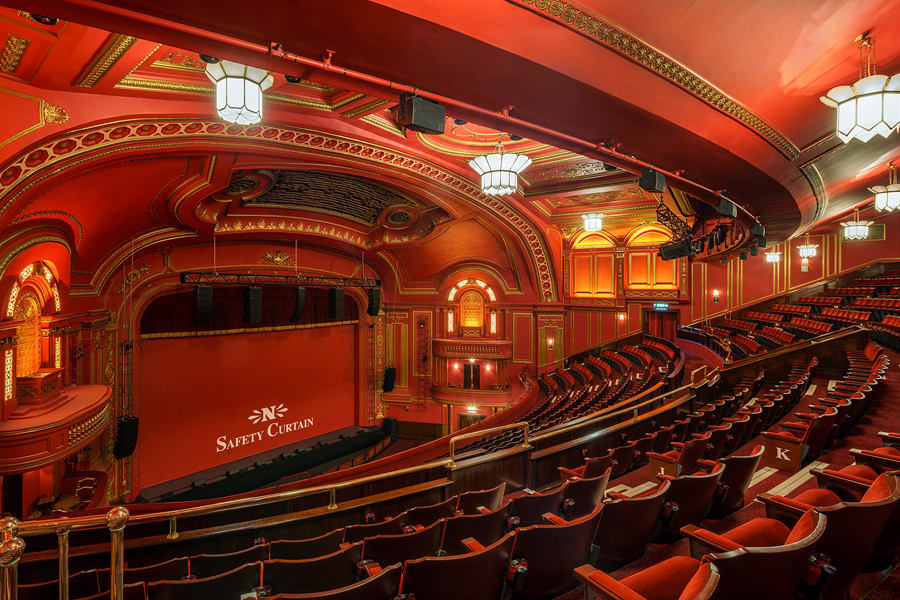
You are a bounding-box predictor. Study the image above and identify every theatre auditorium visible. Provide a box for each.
[0,1,898,599]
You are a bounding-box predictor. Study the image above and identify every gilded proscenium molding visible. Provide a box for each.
[74,33,137,87]
[507,0,799,160]
[0,34,29,73]
[0,119,557,301]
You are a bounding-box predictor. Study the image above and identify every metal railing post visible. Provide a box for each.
[0,532,24,600]
[166,516,178,540]
[106,507,129,600]
[56,523,70,600]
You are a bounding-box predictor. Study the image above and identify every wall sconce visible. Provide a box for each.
[712,289,720,304]
[547,338,554,350]
[485,363,492,372]
[468,357,475,364]
[466,405,478,413]
[453,362,459,370]
[618,312,626,321]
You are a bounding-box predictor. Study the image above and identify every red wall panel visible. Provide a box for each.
[135,325,357,489]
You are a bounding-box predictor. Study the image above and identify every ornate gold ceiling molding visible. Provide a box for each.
[0,34,29,73]
[74,33,137,87]
[507,0,800,160]
[0,119,559,301]
[361,114,404,136]
[343,99,389,118]
[0,234,71,278]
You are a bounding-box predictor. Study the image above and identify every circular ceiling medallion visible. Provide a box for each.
[387,210,412,224]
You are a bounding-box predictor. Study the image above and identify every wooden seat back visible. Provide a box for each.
[456,482,506,515]
[263,544,362,594]
[441,503,512,555]
[401,532,516,600]
[148,562,261,600]
[512,504,604,599]
[269,529,344,560]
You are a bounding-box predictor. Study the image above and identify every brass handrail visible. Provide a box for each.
[529,381,695,443]
[448,421,530,468]
[16,457,452,537]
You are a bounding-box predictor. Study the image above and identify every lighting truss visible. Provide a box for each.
[180,272,381,288]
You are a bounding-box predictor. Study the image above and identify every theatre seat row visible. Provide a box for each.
[579,358,899,600]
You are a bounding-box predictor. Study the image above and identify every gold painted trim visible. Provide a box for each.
[342,99,389,118]
[507,0,799,159]
[116,77,210,94]
[74,33,137,87]
[0,34,29,73]
[361,114,404,136]
[140,319,357,340]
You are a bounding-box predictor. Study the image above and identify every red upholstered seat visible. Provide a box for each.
[755,473,900,599]
[681,511,827,600]
[577,556,716,600]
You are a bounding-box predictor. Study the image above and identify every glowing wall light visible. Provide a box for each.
[765,251,781,263]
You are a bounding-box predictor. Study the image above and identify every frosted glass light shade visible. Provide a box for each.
[582,213,604,231]
[797,244,818,258]
[872,183,900,212]
[206,60,274,125]
[469,152,532,195]
[841,220,872,240]
[820,74,900,143]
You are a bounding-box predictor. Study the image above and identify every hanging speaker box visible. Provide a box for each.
[366,288,381,316]
[396,93,445,134]
[243,286,262,324]
[329,288,345,320]
[639,167,666,193]
[194,286,212,325]
[290,287,306,323]
[717,199,738,218]
[113,416,139,459]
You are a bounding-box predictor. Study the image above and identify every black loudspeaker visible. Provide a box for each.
[639,167,666,193]
[382,417,398,442]
[366,288,381,316]
[396,92,445,134]
[290,287,306,323]
[750,246,759,256]
[658,239,693,260]
[382,367,396,392]
[757,236,767,248]
[194,286,212,325]
[244,286,262,324]
[718,198,738,218]
[329,288,345,320]
[113,416,139,459]
[751,222,766,237]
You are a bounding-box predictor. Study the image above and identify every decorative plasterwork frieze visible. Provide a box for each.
[0,119,558,301]
[74,33,137,87]
[506,0,800,160]
[0,34,29,73]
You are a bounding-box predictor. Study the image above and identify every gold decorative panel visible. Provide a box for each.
[460,290,484,327]
[0,35,29,73]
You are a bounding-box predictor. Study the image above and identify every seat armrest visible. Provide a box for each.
[574,564,645,600]
[646,451,675,464]
[542,512,568,525]
[681,524,743,559]
[461,537,485,552]
[756,492,810,521]
[811,467,872,492]
[696,459,717,470]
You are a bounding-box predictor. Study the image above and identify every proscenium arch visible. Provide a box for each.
[0,118,559,301]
